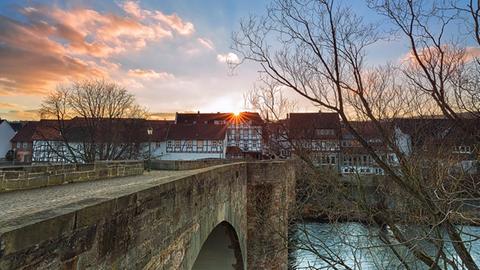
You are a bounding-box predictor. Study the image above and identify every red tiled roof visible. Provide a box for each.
[166,124,227,140]
[342,121,389,140]
[288,112,341,139]
[394,118,479,146]
[176,112,264,126]
[11,121,39,142]
[145,120,173,142]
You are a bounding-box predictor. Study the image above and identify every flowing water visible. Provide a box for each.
[291,222,480,270]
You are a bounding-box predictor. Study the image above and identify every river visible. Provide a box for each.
[291,222,480,269]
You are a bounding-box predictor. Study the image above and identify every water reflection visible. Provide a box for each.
[291,222,480,269]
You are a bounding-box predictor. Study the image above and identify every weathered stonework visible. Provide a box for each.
[246,161,296,269]
[0,161,295,270]
[0,160,144,193]
[150,159,234,170]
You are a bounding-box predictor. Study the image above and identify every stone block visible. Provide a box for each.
[76,163,95,172]
[27,176,48,189]
[3,171,22,180]
[48,173,65,186]
[4,179,27,190]
[64,172,80,183]
[75,200,116,228]
[27,166,49,173]
[0,212,76,255]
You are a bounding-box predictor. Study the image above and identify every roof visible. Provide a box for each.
[11,118,171,143]
[394,118,479,146]
[8,122,24,132]
[0,120,24,132]
[145,120,173,142]
[341,121,391,140]
[11,121,39,142]
[166,124,227,140]
[288,112,341,139]
[176,112,264,126]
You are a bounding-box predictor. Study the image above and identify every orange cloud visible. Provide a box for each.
[0,102,39,120]
[0,110,39,121]
[0,1,194,96]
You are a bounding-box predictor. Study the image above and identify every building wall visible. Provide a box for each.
[150,137,228,160]
[227,124,262,153]
[0,122,16,159]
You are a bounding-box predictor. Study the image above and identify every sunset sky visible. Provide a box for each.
[0,0,476,120]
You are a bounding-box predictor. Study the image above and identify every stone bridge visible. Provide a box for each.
[0,161,295,270]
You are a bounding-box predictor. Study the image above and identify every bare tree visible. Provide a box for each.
[233,0,479,269]
[39,79,148,163]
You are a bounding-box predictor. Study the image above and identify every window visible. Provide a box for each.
[174,140,181,152]
[166,140,173,152]
[453,145,472,154]
[315,129,335,136]
[186,140,193,152]
[197,140,204,152]
[17,142,21,149]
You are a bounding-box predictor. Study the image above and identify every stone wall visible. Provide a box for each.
[0,160,144,193]
[150,159,235,170]
[246,161,296,269]
[0,161,296,270]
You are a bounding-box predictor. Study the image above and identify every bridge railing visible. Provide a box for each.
[0,160,144,193]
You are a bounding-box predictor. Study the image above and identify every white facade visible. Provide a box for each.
[32,140,81,163]
[227,123,262,153]
[150,137,227,160]
[0,121,16,159]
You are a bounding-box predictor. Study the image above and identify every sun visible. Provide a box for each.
[233,110,242,117]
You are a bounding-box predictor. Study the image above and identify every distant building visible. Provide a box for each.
[394,118,479,173]
[0,119,22,160]
[340,122,397,175]
[263,120,291,159]
[288,112,342,169]
[10,121,38,162]
[157,123,228,160]
[175,112,264,159]
[12,118,151,163]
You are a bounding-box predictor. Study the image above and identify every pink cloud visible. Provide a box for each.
[0,2,194,96]
[465,47,480,62]
[128,69,175,80]
[402,45,479,68]
[153,12,195,35]
[198,37,214,50]
[122,1,144,18]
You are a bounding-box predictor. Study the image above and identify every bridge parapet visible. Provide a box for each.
[0,160,144,193]
[0,161,295,270]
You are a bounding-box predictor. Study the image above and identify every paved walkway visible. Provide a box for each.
[0,170,196,227]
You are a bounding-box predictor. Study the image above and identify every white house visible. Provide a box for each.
[175,112,264,159]
[0,119,20,160]
[152,123,228,160]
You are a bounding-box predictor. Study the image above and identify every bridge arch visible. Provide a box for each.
[191,221,244,270]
